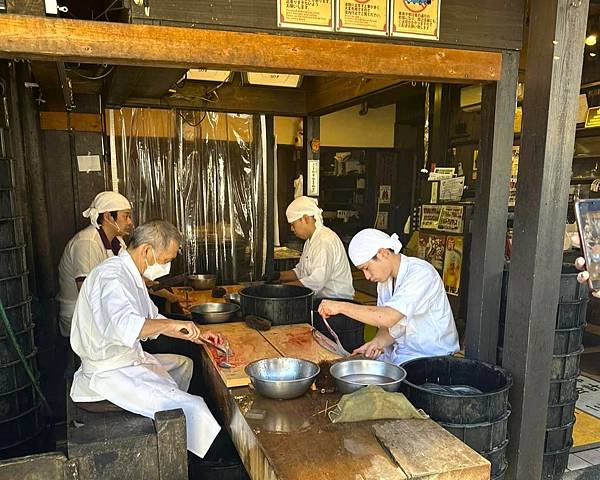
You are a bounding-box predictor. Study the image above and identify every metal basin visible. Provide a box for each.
[224,293,241,305]
[187,274,216,290]
[330,359,407,394]
[245,357,320,400]
[190,302,239,324]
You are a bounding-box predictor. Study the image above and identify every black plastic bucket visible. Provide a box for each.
[402,356,513,423]
[548,372,579,405]
[0,189,15,219]
[0,273,29,306]
[481,438,509,478]
[550,347,584,380]
[553,325,586,355]
[0,158,14,190]
[240,284,313,326]
[0,245,26,277]
[0,326,35,364]
[312,298,365,352]
[0,217,24,249]
[439,408,510,453]
[556,300,589,329]
[546,401,576,429]
[544,417,575,452]
[0,299,32,336]
[542,442,571,479]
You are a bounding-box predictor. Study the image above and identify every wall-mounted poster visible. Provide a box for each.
[424,233,446,272]
[443,235,463,295]
[417,232,429,259]
[379,185,391,204]
[278,0,335,32]
[437,205,463,233]
[375,211,389,230]
[420,204,442,229]
[391,0,441,40]
[336,0,389,36]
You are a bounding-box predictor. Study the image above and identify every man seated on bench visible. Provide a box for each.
[69,219,221,458]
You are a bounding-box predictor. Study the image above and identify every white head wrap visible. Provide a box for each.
[82,191,132,228]
[286,196,323,228]
[348,228,402,266]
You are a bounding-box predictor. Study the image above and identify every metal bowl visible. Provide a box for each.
[224,292,241,305]
[187,274,216,290]
[330,359,407,394]
[190,302,240,324]
[245,357,320,400]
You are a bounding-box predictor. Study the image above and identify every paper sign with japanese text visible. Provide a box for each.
[278,0,334,31]
[336,0,389,35]
[391,0,441,40]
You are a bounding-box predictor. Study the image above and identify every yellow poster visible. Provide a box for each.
[278,0,334,31]
[443,235,462,295]
[391,0,441,40]
[336,0,389,36]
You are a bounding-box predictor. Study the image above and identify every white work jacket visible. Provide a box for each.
[70,250,220,458]
[377,254,459,365]
[293,225,355,299]
[57,225,126,336]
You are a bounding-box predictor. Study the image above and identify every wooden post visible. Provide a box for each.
[303,116,320,199]
[502,0,589,478]
[266,115,275,274]
[155,409,188,480]
[465,51,519,362]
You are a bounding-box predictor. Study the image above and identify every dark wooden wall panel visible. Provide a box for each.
[128,0,525,52]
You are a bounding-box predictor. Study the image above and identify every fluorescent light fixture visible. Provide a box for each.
[586,35,597,46]
[591,52,597,57]
[245,72,303,88]
[187,69,233,82]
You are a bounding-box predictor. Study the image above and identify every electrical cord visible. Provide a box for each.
[66,66,114,81]
[0,299,51,413]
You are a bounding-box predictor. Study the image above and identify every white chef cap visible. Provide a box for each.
[348,229,402,266]
[286,196,323,228]
[82,191,132,228]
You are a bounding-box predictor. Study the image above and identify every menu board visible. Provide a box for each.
[336,0,389,36]
[390,0,441,40]
[420,204,442,229]
[443,236,463,295]
[278,0,335,31]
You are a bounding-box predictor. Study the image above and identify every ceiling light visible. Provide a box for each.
[586,35,597,46]
[591,52,597,57]
[245,73,303,88]
[187,69,233,82]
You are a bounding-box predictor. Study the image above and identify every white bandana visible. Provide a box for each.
[82,191,132,228]
[285,196,323,228]
[348,229,402,266]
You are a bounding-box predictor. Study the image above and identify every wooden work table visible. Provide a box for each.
[197,323,491,480]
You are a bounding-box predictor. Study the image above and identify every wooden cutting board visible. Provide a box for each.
[259,324,340,363]
[198,322,280,388]
[172,284,243,312]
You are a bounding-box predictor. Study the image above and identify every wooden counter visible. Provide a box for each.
[197,323,491,480]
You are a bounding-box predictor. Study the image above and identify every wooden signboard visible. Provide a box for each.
[278,0,335,32]
[336,0,389,36]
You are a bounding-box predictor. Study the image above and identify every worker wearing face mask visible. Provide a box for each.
[70,219,222,458]
[57,191,134,338]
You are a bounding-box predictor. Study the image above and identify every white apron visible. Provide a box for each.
[70,251,220,458]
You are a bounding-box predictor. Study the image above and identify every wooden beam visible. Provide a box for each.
[502,0,589,478]
[0,15,502,82]
[121,82,307,116]
[306,77,406,116]
[39,112,102,132]
[465,51,519,363]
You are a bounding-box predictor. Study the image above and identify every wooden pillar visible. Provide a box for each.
[303,116,320,198]
[430,84,451,166]
[465,51,519,362]
[265,115,275,274]
[503,0,589,478]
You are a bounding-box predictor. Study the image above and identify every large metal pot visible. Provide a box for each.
[187,274,216,290]
[239,284,313,326]
[245,357,320,400]
[190,302,240,324]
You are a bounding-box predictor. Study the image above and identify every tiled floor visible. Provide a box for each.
[567,448,600,472]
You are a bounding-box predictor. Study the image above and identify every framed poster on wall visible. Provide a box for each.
[335,0,389,36]
[277,0,335,31]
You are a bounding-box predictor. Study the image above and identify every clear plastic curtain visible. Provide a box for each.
[113,108,267,284]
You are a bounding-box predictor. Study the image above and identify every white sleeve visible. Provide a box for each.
[99,277,146,348]
[384,267,436,318]
[71,239,106,279]
[298,244,333,293]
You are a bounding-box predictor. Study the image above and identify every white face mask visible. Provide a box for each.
[144,247,171,280]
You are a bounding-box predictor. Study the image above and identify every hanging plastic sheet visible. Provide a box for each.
[112,108,267,284]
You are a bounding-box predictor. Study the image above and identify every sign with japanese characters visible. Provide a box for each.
[391,0,441,40]
[278,0,334,31]
[336,0,389,36]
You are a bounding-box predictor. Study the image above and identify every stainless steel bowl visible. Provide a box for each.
[190,302,240,324]
[187,274,216,290]
[224,293,241,305]
[330,359,407,394]
[245,357,320,400]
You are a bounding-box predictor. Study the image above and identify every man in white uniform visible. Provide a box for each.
[267,196,354,300]
[57,191,134,337]
[70,219,221,458]
[318,228,459,365]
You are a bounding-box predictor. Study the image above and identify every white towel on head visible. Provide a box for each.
[348,228,402,266]
[82,191,132,228]
[285,196,323,228]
